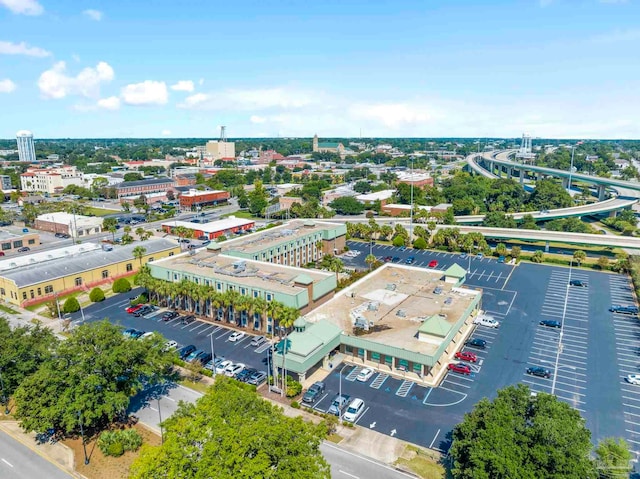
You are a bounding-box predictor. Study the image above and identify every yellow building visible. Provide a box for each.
[0,239,180,307]
[205,140,236,160]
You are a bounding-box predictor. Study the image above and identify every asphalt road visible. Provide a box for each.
[320,442,417,479]
[0,430,72,479]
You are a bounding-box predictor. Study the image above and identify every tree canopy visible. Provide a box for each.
[450,384,597,479]
[329,196,364,215]
[129,377,330,479]
[14,320,173,434]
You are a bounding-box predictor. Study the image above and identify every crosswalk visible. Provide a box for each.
[345,366,363,382]
[370,372,389,389]
[396,379,414,397]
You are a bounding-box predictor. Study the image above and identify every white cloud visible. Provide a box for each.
[82,9,103,21]
[250,115,266,124]
[0,0,43,15]
[97,96,120,110]
[161,129,171,136]
[170,80,194,92]
[0,78,16,93]
[0,41,51,57]
[120,80,168,105]
[177,87,316,111]
[38,61,114,99]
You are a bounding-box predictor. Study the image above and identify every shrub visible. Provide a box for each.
[392,235,406,247]
[119,429,143,452]
[217,235,227,243]
[89,288,105,303]
[324,415,339,435]
[62,297,80,313]
[112,278,132,293]
[290,400,300,409]
[412,237,428,249]
[107,442,124,457]
[285,377,303,398]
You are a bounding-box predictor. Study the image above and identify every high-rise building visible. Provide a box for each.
[205,140,235,161]
[16,130,36,163]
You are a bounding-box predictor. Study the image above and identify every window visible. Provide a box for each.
[371,352,380,361]
[22,292,27,300]
[45,285,53,294]
[1,242,10,251]
[0,288,4,296]
[217,283,222,291]
[28,239,35,245]
[75,277,82,286]
[169,252,174,257]
[240,288,246,295]
[12,240,22,248]
[266,293,272,301]
[148,257,154,262]
[37,287,41,295]
[102,270,109,279]
[30,290,34,299]
[126,263,133,272]
[253,291,259,298]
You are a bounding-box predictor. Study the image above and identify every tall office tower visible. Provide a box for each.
[16,130,36,163]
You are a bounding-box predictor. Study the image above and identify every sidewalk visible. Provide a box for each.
[1,302,67,338]
[0,419,83,478]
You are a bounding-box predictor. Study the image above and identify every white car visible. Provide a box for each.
[473,315,499,328]
[164,340,178,350]
[215,360,233,375]
[225,362,246,377]
[627,374,640,385]
[356,368,374,382]
[139,331,155,340]
[229,331,246,342]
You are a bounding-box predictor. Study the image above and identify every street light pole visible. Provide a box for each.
[157,397,164,445]
[338,363,349,403]
[77,410,89,465]
[551,261,572,396]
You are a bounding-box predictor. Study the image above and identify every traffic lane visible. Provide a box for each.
[320,442,417,479]
[0,430,73,479]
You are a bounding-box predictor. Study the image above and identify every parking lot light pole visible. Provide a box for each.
[551,261,573,396]
[157,397,164,445]
[338,364,350,401]
[210,332,215,361]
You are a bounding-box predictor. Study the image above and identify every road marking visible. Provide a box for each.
[165,396,176,402]
[429,429,441,449]
[338,470,359,479]
[354,407,369,425]
[149,406,158,412]
[321,443,417,479]
[1,459,13,467]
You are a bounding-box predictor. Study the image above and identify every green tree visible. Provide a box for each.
[365,253,376,270]
[450,384,597,479]
[329,196,365,215]
[129,378,330,479]
[132,246,147,267]
[62,297,80,313]
[519,214,539,230]
[112,278,132,293]
[248,180,269,216]
[89,288,105,303]
[597,256,610,270]
[483,211,517,228]
[495,243,507,257]
[527,178,573,210]
[594,437,632,478]
[531,250,545,263]
[123,172,143,182]
[573,250,587,266]
[511,246,522,260]
[413,237,428,249]
[14,320,174,435]
[353,180,371,193]
[103,217,118,242]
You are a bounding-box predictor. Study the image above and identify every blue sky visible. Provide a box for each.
[1,0,639,139]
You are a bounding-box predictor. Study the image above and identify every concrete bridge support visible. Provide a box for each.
[598,185,607,201]
[519,171,524,184]
[507,168,513,179]
[609,210,618,218]
[562,177,570,189]
[545,241,550,253]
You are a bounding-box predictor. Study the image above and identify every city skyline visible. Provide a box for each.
[1,0,640,139]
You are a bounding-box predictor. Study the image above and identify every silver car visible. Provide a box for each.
[327,394,350,416]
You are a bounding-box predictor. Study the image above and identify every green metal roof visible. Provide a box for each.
[318,142,341,149]
[306,320,342,343]
[418,315,452,337]
[281,320,342,357]
[444,263,467,278]
[293,273,314,285]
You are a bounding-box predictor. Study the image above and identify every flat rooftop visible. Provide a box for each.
[162,217,254,233]
[151,249,334,295]
[304,264,480,356]
[217,219,337,255]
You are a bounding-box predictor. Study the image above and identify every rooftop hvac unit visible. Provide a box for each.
[386,283,397,291]
[396,310,406,318]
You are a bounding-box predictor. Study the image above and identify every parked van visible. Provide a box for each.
[343,398,365,423]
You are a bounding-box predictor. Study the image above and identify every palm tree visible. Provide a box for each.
[278,307,299,397]
[251,297,268,332]
[135,227,145,240]
[573,250,586,266]
[365,254,376,270]
[132,246,147,268]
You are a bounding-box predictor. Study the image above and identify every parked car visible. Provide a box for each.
[526,366,551,378]
[609,305,639,315]
[181,315,196,325]
[126,304,144,314]
[433,286,443,295]
[343,398,366,423]
[569,279,587,287]
[17,246,30,252]
[405,256,415,265]
[162,311,179,321]
[247,370,268,386]
[454,351,477,363]
[327,394,350,416]
[477,253,484,259]
[134,305,156,317]
[465,338,487,349]
[356,368,374,382]
[193,351,212,365]
[178,345,197,360]
[164,340,178,351]
[627,374,640,385]
[384,256,393,262]
[302,382,326,404]
[392,256,400,263]
[539,320,562,328]
[236,368,258,383]
[225,362,246,377]
[428,260,438,268]
[448,363,472,375]
[460,252,468,259]
[473,315,500,328]
[250,335,267,347]
[122,328,139,338]
[229,331,246,342]
[215,360,233,375]
[197,235,208,241]
[498,255,505,263]
[139,331,155,340]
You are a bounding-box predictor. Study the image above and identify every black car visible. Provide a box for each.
[17,246,30,252]
[610,305,639,315]
[539,320,562,328]
[302,381,326,404]
[193,351,212,365]
[133,306,152,317]
[178,344,196,360]
[162,311,179,321]
[465,338,487,349]
[569,279,587,287]
[181,315,196,325]
[392,257,400,263]
[526,366,551,379]
[236,368,258,383]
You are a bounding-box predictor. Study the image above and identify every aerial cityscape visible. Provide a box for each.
[2,1,640,478]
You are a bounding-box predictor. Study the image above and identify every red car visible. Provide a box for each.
[448,362,471,375]
[428,260,438,268]
[126,304,144,314]
[454,351,477,363]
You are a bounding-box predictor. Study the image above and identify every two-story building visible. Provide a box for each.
[116,178,176,200]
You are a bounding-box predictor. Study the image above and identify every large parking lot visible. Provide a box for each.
[73,241,640,455]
